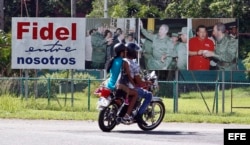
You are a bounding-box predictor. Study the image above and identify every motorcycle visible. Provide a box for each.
[96,71,165,132]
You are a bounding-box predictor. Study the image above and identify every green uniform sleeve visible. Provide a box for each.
[141,28,154,41]
[166,39,176,57]
[91,32,106,48]
[214,38,238,63]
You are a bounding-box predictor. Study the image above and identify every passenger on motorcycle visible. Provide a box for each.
[105,43,138,121]
[124,43,153,125]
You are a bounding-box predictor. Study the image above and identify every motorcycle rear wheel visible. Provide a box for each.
[138,101,165,131]
[98,102,118,132]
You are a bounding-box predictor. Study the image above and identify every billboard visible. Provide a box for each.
[11,17,86,69]
[140,18,188,70]
[188,18,238,71]
[11,17,239,71]
[85,18,137,69]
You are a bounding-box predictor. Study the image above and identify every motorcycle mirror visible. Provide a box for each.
[150,71,156,78]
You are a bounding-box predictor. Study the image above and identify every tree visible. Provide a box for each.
[165,0,182,18]
[0,0,4,30]
[0,30,12,76]
[87,0,163,18]
[3,0,92,31]
[87,0,120,18]
[165,0,235,18]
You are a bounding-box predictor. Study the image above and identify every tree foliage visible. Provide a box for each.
[4,0,92,31]
[0,30,12,76]
[87,0,163,18]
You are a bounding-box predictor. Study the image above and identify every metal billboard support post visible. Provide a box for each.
[47,77,51,105]
[213,71,220,114]
[25,70,28,100]
[230,71,233,113]
[70,0,76,107]
[103,0,108,80]
[222,70,225,113]
[215,80,219,114]
[88,79,91,111]
[173,70,179,113]
[71,70,74,107]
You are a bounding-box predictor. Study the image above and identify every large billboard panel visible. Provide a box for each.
[85,18,137,69]
[139,18,188,70]
[188,18,238,71]
[11,17,86,69]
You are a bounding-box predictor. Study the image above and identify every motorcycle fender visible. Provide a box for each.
[151,96,162,102]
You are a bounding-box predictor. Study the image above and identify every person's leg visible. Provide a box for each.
[117,84,130,105]
[135,88,152,125]
[136,88,152,115]
[126,88,137,114]
[123,88,138,120]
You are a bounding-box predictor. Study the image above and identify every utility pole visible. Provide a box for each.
[103,0,108,79]
[104,0,108,18]
[36,0,39,17]
[70,0,76,107]
[0,0,4,30]
[34,0,39,99]
[71,0,76,17]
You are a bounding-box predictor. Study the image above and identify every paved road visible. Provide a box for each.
[0,119,249,145]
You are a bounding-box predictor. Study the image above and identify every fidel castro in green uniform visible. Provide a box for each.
[140,21,175,70]
[91,23,113,69]
[203,22,238,70]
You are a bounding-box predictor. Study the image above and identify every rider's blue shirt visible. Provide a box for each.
[106,57,123,90]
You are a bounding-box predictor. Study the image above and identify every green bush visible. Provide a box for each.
[0,95,24,113]
[30,71,98,98]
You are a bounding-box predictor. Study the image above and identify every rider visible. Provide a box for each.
[105,43,138,121]
[125,43,153,125]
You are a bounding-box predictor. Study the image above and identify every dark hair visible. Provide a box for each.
[126,50,137,59]
[125,43,139,59]
[196,25,207,33]
[106,43,126,73]
[104,30,112,38]
[115,28,122,34]
[89,29,96,35]
[127,33,134,37]
[215,22,226,33]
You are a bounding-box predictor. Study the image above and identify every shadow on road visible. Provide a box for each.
[113,130,197,136]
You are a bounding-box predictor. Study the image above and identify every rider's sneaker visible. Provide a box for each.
[135,114,148,126]
[122,113,133,121]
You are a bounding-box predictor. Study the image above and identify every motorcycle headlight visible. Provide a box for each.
[98,97,111,107]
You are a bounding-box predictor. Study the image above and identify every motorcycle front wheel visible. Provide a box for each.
[138,101,165,131]
[98,102,118,132]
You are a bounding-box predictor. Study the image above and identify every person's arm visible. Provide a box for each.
[188,38,204,56]
[139,19,154,41]
[134,75,144,85]
[215,39,237,62]
[189,50,203,56]
[204,39,237,62]
[140,29,154,41]
[133,63,152,87]
[134,75,152,89]
[91,33,107,48]
[123,61,136,87]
